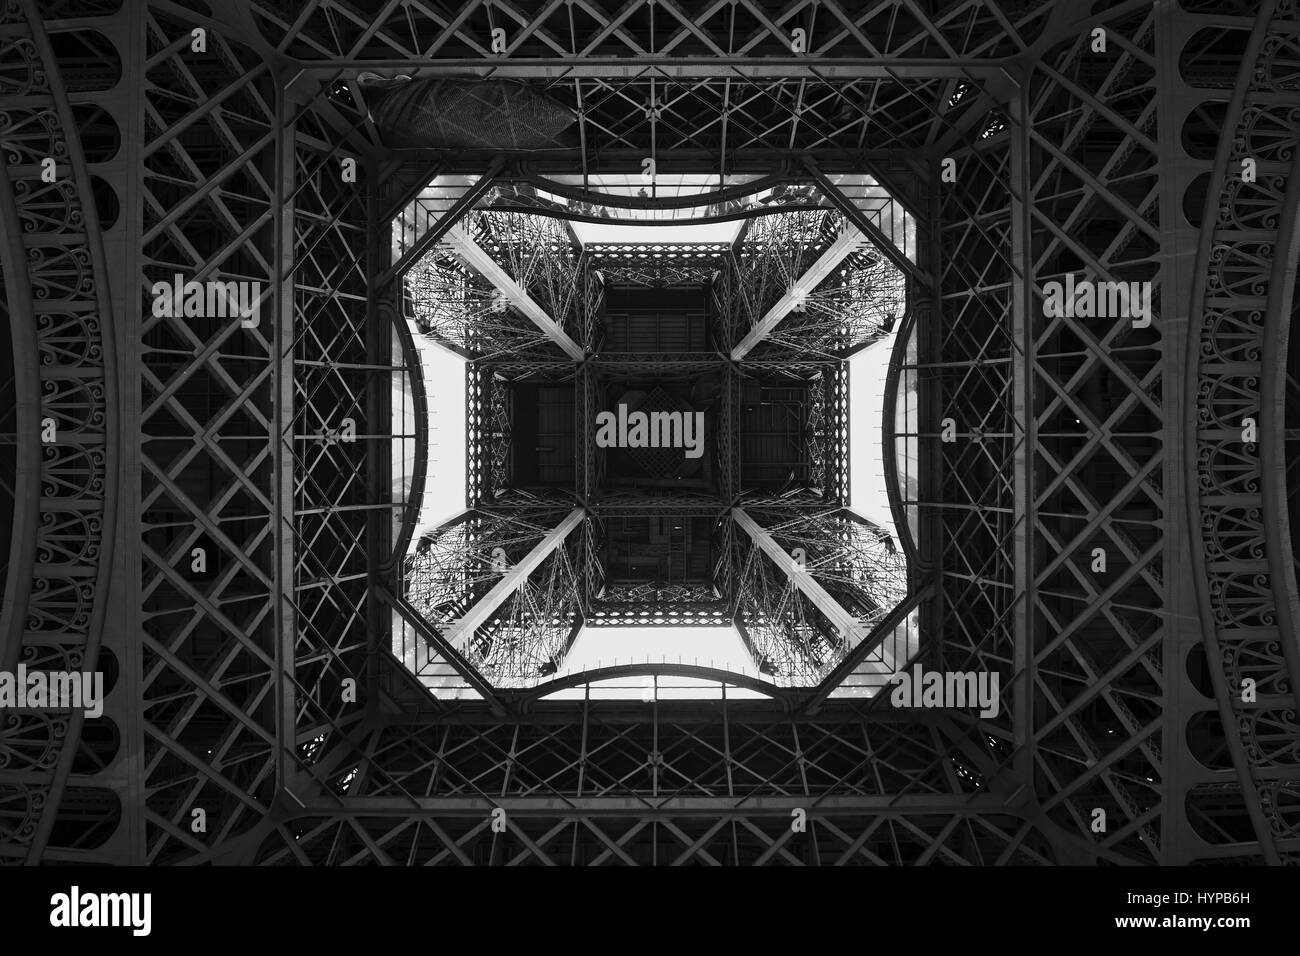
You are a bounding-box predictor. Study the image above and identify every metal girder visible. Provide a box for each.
[294,701,996,803]
[803,584,933,716]
[804,161,929,284]
[1008,85,1035,823]
[401,505,585,687]
[252,0,1049,67]
[257,807,1053,865]
[731,508,893,672]
[296,62,1017,78]
[730,225,867,360]
[379,164,501,287]
[444,224,586,360]
[379,586,506,716]
[1151,0,1226,867]
[1011,1,1181,865]
[729,504,911,686]
[441,508,585,649]
[1182,0,1300,864]
[285,793,1015,815]
[0,0,120,864]
[250,696,1058,865]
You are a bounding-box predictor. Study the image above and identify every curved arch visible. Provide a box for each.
[1182,0,1291,863]
[0,144,42,670]
[1258,128,1300,710]
[515,662,791,706]
[485,173,833,228]
[383,295,429,573]
[28,0,120,701]
[881,293,921,570]
[0,0,119,863]
[524,169,796,210]
[489,197,831,230]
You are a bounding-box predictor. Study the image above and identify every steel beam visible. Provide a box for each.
[730,225,867,360]
[379,161,502,287]
[803,161,929,284]
[731,508,897,675]
[803,585,932,715]
[291,793,1015,815]
[380,586,506,716]
[1008,87,1035,799]
[295,62,1016,79]
[441,508,585,648]
[445,224,585,360]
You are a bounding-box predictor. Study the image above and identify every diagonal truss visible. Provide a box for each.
[730,222,869,358]
[731,506,912,685]
[719,209,907,360]
[443,221,585,360]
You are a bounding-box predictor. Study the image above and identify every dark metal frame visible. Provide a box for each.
[1,0,1296,865]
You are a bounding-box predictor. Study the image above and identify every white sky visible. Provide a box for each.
[569,219,743,245]
[408,333,467,537]
[563,624,754,673]
[849,332,901,543]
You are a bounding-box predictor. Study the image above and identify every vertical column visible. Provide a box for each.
[272,75,297,793]
[97,0,147,868]
[1009,87,1036,790]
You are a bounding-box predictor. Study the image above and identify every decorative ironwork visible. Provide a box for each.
[1187,0,1300,863]
[0,0,118,863]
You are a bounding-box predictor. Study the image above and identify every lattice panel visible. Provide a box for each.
[252,702,1055,864]
[1024,3,1166,865]
[249,0,1052,65]
[928,77,1019,796]
[135,3,282,865]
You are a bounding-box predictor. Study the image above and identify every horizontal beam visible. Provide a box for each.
[445,223,586,360]
[511,663,788,704]
[441,508,586,648]
[730,226,867,359]
[307,61,1016,79]
[288,794,1008,815]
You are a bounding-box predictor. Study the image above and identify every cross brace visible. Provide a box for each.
[731,508,898,676]
[445,223,586,360]
[441,508,585,648]
[730,225,867,359]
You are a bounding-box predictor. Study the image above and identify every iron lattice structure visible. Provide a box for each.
[0,0,1296,866]
[715,208,907,358]
[730,505,910,684]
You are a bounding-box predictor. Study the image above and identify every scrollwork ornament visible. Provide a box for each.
[1258,35,1300,92]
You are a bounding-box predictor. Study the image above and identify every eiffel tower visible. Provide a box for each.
[1,0,1298,867]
